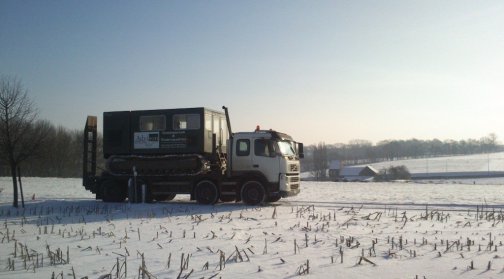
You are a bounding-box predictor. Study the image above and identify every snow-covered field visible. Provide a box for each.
[1,176,504,279]
[365,152,504,174]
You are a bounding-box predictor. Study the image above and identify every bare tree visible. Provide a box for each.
[0,76,50,207]
[310,142,328,181]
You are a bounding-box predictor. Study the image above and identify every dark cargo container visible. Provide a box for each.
[103,107,227,158]
[103,111,131,157]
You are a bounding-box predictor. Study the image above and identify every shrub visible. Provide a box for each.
[375,165,411,181]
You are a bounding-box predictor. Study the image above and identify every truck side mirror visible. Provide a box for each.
[298,143,304,159]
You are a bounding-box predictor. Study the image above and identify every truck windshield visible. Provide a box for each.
[277,141,296,156]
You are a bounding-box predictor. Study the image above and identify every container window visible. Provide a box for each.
[173,114,200,130]
[140,115,166,131]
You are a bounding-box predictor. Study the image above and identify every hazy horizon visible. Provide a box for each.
[1,1,503,145]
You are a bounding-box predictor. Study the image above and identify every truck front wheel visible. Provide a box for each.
[241,181,266,206]
[195,180,219,205]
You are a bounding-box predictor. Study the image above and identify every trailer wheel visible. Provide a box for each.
[241,181,266,206]
[102,179,126,203]
[195,180,219,205]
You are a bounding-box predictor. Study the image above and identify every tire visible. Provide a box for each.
[101,179,126,203]
[155,193,176,201]
[267,195,281,203]
[241,181,266,206]
[195,180,219,205]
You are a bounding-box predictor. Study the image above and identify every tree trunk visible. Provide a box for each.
[10,161,18,208]
[18,166,25,208]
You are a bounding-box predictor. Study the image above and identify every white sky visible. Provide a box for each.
[1,1,503,145]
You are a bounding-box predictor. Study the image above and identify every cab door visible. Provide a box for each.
[232,138,253,171]
[252,138,280,183]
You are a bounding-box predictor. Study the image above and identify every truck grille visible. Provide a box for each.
[289,176,300,190]
[289,164,299,172]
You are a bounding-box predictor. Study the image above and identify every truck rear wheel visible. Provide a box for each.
[102,179,126,203]
[241,181,265,206]
[195,180,219,205]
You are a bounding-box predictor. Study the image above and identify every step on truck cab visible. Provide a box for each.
[83,106,303,205]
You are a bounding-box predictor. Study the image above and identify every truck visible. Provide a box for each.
[82,106,303,205]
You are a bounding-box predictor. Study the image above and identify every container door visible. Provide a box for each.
[103,111,131,157]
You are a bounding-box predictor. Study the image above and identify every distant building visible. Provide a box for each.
[340,165,379,181]
[329,160,379,181]
[328,160,341,180]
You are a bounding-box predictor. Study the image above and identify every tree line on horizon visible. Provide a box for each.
[304,135,502,179]
[1,125,499,178]
[1,75,502,188]
[0,126,104,178]
[0,76,106,182]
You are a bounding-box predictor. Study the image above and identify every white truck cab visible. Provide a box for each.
[231,129,302,201]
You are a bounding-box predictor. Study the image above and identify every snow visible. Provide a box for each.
[363,152,504,174]
[1,176,504,278]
